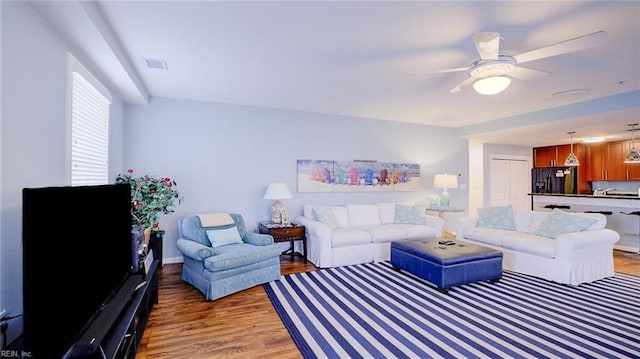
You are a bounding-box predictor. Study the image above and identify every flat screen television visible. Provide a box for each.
[22,183,134,358]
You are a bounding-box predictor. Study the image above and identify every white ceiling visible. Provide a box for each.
[27,1,640,147]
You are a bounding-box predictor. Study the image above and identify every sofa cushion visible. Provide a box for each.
[460,227,505,246]
[203,243,281,272]
[361,225,407,243]
[394,204,425,225]
[304,205,349,227]
[331,227,371,247]
[534,209,597,239]
[346,204,381,226]
[206,226,244,248]
[394,224,439,240]
[476,205,516,230]
[501,233,556,258]
[312,206,340,229]
[377,202,413,224]
[513,209,533,232]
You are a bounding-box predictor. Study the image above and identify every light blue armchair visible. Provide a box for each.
[177,213,281,300]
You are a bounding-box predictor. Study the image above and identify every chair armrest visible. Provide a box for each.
[554,229,620,259]
[454,217,478,240]
[422,214,444,237]
[244,232,275,246]
[176,238,215,261]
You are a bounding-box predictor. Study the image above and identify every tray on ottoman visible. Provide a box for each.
[390,239,502,292]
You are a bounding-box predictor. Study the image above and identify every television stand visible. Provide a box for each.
[84,260,159,359]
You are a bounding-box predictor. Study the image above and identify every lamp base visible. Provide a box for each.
[440,190,451,207]
[269,200,289,225]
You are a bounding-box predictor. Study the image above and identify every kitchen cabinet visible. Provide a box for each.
[534,144,584,168]
[585,140,640,181]
[533,146,559,167]
[533,144,589,193]
[586,142,606,180]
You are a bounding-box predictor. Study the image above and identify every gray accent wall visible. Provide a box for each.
[123,97,469,261]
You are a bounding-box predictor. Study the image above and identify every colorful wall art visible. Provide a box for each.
[297,160,421,193]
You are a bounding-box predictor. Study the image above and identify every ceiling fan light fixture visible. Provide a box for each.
[472,76,511,95]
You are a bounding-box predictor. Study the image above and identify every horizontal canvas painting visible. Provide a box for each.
[297,160,420,193]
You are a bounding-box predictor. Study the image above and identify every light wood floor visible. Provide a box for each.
[136,251,639,359]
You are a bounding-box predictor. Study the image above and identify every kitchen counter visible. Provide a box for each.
[529,193,640,200]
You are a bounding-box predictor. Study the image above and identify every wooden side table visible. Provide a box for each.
[258,222,307,263]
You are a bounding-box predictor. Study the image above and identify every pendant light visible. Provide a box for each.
[624,123,640,164]
[564,131,580,166]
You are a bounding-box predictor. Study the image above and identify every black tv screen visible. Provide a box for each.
[22,183,133,358]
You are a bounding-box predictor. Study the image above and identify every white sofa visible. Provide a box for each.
[454,208,620,285]
[294,203,444,268]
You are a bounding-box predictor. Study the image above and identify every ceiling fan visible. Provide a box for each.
[436,31,608,95]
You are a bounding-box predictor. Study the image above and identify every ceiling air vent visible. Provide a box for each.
[143,57,168,70]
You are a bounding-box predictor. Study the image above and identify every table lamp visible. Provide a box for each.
[263,182,293,224]
[433,174,458,207]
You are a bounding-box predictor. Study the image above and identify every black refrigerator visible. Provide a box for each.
[531,167,577,194]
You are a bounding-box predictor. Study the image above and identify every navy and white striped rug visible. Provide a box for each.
[264,261,640,359]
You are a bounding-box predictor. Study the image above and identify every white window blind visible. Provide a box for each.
[70,62,111,186]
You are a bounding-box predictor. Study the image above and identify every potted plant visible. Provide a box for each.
[116,169,182,265]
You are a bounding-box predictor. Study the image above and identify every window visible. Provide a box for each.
[68,55,112,185]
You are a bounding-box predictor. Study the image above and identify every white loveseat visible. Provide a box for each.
[454,208,620,285]
[294,203,444,268]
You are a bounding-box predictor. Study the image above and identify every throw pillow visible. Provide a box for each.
[534,209,597,239]
[312,206,339,229]
[206,226,244,248]
[476,205,516,230]
[394,204,424,225]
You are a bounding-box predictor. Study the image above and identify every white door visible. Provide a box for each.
[490,156,531,211]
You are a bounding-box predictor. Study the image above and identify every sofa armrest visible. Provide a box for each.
[294,216,331,238]
[554,229,620,259]
[177,238,215,261]
[244,232,275,246]
[454,217,478,240]
[422,214,445,237]
[294,216,333,267]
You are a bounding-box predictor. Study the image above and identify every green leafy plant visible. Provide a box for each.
[116,169,182,230]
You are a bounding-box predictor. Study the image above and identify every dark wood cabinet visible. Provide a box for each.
[585,141,640,181]
[533,144,583,168]
[586,142,606,181]
[99,260,159,359]
[149,230,164,267]
[258,222,307,263]
[606,141,626,180]
[533,146,559,167]
[533,143,589,193]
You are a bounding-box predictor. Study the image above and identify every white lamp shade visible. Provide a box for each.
[433,174,458,189]
[473,76,511,95]
[263,182,293,200]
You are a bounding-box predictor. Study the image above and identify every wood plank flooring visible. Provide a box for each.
[136,251,639,358]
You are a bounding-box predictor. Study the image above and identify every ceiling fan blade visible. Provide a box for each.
[431,66,471,74]
[449,76,476,93]
[472,32,501,60]
[514,31,608,64]
[509,66,551,80]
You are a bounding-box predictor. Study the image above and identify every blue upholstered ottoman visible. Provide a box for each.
[390,239,502,292]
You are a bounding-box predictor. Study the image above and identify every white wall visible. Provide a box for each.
[1,1,125,345]
[123,97,469,260]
